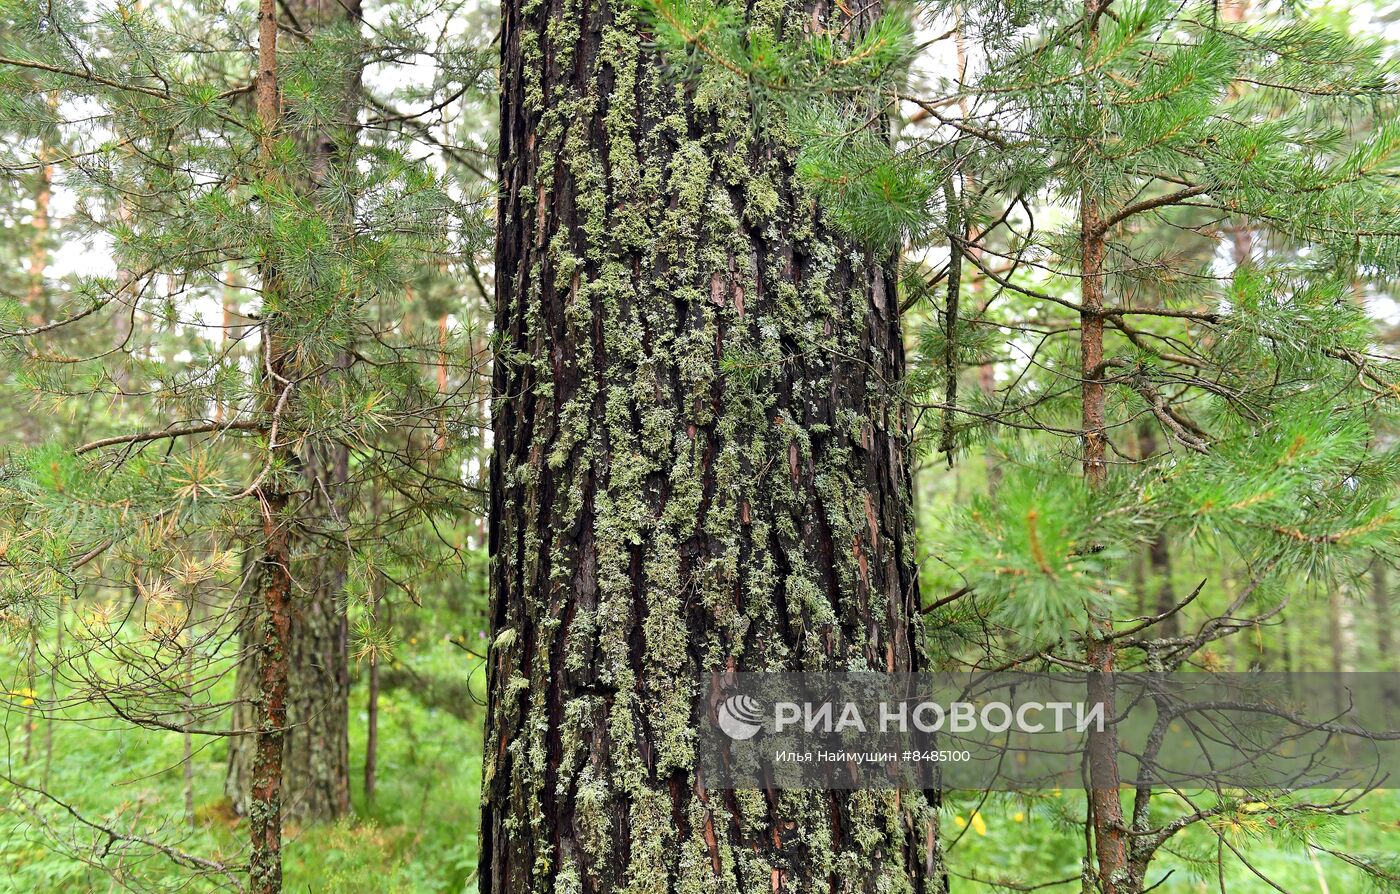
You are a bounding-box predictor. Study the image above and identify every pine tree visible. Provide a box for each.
[483,0,941,890]
[223,0,366,829]
[0,1,491,890]
[635,0,1400,889]
[912,2,1400,891]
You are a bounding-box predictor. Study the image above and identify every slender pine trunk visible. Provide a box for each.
[21,137,53,762]
[23,628,36,762]
[1376,561,1393,668]
[363,636,380,808]
[249,3,293,890]
[1081,188,1127,888]
[436,314,449,451]
[26,139,52,320]
[42,600,61,789]
[1080,4,1128,889]
[184,585,199,829]
[227,0,361,827]
[364,489,383,809]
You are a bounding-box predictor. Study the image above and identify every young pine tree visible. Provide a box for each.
[0,1,491,890]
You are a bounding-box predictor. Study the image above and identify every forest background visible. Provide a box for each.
[2,0,1400,892]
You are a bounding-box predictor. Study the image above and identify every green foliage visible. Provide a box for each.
[0,0,499,889]
[940,789,1400,893]
[2,0,1400,891]
[937,458,1144,640]
[792,103,943,246]
[0,627,488,893]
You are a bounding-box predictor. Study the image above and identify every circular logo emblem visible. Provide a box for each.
[716,693,765,740]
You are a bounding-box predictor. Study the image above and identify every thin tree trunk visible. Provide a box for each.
[1081,199,1127,888]
[1328,583,1357,707]
[215,268,241,425]
[1374,560,1398,707]
[42,600,61,789]
[23,629,36,762]
[363,478,384,809]
[363,637,380,808]
[436,314,449,451]
[953,14,1001,494]
[225,548,257,809]
[484,0,940,890]
[23,138,53,763]
[1375,561,1393,669]
[27,139,52,320]
[940,175,963,463]
[1080,3,1128,888]
[249,3,293,891]
[184,584,200,829]
[226,0,361,827]
[1329,587,1356,674]
[1147,527,1173,633]
[1136,427,1176,638]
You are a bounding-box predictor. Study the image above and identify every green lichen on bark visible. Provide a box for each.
[485,0,941,890]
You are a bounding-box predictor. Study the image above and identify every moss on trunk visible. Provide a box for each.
[484,0,942,891]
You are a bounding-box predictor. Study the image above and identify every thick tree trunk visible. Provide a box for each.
[282,454,351,821]
[484,0,940,892]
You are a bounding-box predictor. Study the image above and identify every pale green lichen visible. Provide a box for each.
[490,0,937,889]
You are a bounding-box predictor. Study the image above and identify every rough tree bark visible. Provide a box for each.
[483,0,941,891]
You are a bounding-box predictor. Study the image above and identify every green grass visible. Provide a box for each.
[0,633,484,894]
[942,788,1400,893]
[4,631,1397,893]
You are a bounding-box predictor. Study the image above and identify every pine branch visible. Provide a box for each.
[0,771,243,887]
[957,237,1222,322]
[0,56,252,104]
[75,420,267,455]
[1094,184,1210,235]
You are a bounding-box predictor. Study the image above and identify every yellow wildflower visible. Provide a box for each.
[970,811,987,836]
